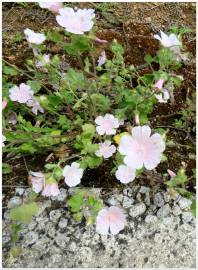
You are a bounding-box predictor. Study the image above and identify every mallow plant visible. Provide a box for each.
[2,2,194,240]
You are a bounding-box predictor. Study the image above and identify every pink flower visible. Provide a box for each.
[39,2,63,13]
[154,31,181,54]
[63,162,83,187]
[94,37,108,44]
[29,171,45,193]
[155,89,170,103]
[167,169,176,178]
[2,100,7,110]
[115,165,136,184]
[96,206,125,235]
[56,7,95,35]
[95,140,116,159]
[154,79,164,90]
[42,182,60,197]
[26,98,44,115]
[97,51,106,67]
[36,54,51,68]
[9,83,34,104]
[24,28,46,45]
[119,125,165,170]
[95,114,120,135]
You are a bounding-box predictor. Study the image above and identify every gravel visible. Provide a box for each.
[2,186,196,268]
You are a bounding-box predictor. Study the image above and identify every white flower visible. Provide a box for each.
[63,162,83,187]
[115,165,136,184]
[56,7,95,35]
[26,98,44,115]
[98,51,106,67]
[96,206,125,235]
[29,171,45,193]
[24,28,46,45]
[154,31,181,54]
[119,125,165,170]
[2,135,6,147]
[9,83,34,104]
[39,2,63,13]
[36,54,50,68]
[95,114,120,135]
[95,140,116,159]
[155,89,170,103]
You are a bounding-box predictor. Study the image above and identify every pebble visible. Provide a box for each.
[154,192,164,207]
[178,198,192,210]
[163,192,171,203]
[172,205,182,216]
[58,218,68,229]
[24,231,38,246]
[129,202,146,217]
[49,209,62,223]
[55,234,70,248]
[157,204,171,219]
[139,186,150,193]
[7,196,22,209]
[51,188,67,202]
[145,215,158,223]
[182,212,193,223]
[122,196,134,208]
[15,188,25,196]
[107,196,121,206]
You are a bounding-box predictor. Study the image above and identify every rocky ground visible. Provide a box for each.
[2,186,196,268]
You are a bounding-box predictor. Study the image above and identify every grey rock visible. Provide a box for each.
[122,196,134,208]
[182,212,193,223]
[36,200,51,216]
[145,215,158,223]
[15,187,25,196]
[139,186,150,193]
[24,231,38,246]
[154,192,164,207]
[51,188,67,202]
[46,222,56,238]
[163,192,171,203]
[107,195,121,206]
[28,221,37,231]
[55,233,70,248]
[7,196,22,209]
[172,205,182,216]
[49,209,62,223]
[129,203,146,217]
[58,218,68,229]
[178,198,192,210]
[157,204,171,219]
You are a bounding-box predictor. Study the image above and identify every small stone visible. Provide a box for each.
[36,200,51,216]
[51,188,67,202]
[107,195,121,206]
[69,241,77,252]
[145,215,158,223]
[15,187,25,196]
[24,231,38,246]
[129,202,146,217]
[46,222,56,238]
[7,196,22,209]
[178,197,192,210]
[49,209,62,223]
[144,193,151,206]
[172,205,182,216]
[28,221,37,231]
[122,196,134,208]
[139,186,150,193]
[182,211,193,223]
[136,192,142,202]
[154,233,163,243]
[154,192,164,207]
[55,233,70,248]
[163,192,171,203]
[58,218,68,229]
[157,204,171,219]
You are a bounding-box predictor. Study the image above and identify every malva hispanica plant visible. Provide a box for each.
[2,3,195,238]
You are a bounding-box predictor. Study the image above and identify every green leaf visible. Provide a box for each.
[10,202,39,224]
[68,194,84,212]
[47,31,63,43]
[3,64,18,76]
[90,93,111,112]
[144,54,153,64]
[27,80,41,93]
[191,199,196,217]
[2,163,12,174]
[82,123,95,137]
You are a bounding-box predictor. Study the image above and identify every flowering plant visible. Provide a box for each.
[2,3,195,238]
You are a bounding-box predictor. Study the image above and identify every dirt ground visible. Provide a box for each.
[2,3,196,199]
